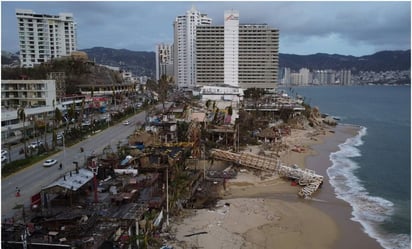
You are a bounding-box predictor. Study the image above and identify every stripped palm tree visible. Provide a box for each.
[52,107,63,148]
[17,107,27,158]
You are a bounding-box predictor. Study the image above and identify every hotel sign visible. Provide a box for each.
[226,14,239,21]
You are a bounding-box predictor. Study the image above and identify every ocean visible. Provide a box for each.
[285,85,411,249]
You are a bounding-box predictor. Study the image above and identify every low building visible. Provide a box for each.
[199,84,244,103]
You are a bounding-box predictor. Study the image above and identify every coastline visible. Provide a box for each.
[168,124,384,249]
[306,124,384,249]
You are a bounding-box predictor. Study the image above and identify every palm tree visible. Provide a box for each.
[67,100,75,131]
[17,107,27,158]
[52,107,63,148]
[43,112,48,151]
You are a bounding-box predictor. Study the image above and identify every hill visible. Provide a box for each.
[1,57,123,94]
[80,47,155,78]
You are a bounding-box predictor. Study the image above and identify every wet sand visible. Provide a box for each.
[169,124,384,249]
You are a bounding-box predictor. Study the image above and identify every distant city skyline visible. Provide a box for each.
[2,1,410,56]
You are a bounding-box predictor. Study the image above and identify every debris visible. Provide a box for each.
[184,231,208,237]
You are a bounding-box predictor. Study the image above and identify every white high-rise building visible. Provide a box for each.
[224,10,239,87]
[299,68,311,86]
[156,43,174,81]
[173,6,212,89]
[16,9,77,68]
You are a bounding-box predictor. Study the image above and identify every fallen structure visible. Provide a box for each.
[210,149,323,198]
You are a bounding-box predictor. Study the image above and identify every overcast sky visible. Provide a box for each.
[2,1,411,56]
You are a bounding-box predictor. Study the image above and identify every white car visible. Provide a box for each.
[28,141,43,149]
[1,150,7,156]
[1,155,7,163]
[123,120,130,125]
[43,159,58,167]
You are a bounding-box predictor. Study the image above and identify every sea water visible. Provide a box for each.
[285,85,411,249]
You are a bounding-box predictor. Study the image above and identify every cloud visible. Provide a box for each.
[1,1,410,56]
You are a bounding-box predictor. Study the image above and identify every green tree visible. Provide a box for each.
[17,108,27,158]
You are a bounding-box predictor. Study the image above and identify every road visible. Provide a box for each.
[1,109,153,220]
[3,135,53,164]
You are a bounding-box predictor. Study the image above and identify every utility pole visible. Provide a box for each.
[91,160,98,203]
[63,135,65,165]
[166,165,169,226]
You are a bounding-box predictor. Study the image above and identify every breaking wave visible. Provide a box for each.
[327,126,411,249]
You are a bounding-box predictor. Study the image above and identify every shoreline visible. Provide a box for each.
[305,124,384,249]
[168,123,384,249]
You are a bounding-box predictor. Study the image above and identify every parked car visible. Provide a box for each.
[28,141,43,149]
[123,120,130,125]
[1,155,7,163]
[43,159,58,167]
[1,150,7,156]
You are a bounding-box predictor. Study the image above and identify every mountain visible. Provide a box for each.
[2,48,409,76]
[80,47,155,78]
[279,50,411,73]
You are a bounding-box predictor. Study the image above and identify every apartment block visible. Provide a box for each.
[173,6,212,89]
[2,80,56,109]
[1,79,57,141]
[196,26,225,86]
[16,9,77,67]
[238,24,279,89]
[156,43,174,81]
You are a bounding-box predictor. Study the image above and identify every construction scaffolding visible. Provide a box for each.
[210,149,324,198]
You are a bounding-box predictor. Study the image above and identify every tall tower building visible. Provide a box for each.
[156,43,174,81]
[196,10,279,89]
[224,10,239,87]
[340,70,352,85]
[16,9,77,68]
[173,6,212,89]
[299,68,311,86]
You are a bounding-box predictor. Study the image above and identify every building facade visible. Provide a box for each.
[173,6,212,89]
[156,43,174,81]
[1,79,57,143]
[196,11,279,89]
[1,80,56,109]
[16,9,77,68]
[196,26,225,86]
[339,70,352,85]
[238,24,279,89]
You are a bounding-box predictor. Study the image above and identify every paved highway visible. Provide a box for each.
[1,108,153,220]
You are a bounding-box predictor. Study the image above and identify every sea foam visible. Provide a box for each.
[327,126,411,249]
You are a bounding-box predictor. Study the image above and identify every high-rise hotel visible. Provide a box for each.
[196,10,279,89]
[16,9,77,68]
[173,6,212,89]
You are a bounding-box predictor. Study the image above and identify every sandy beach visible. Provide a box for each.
[168,124,384,249]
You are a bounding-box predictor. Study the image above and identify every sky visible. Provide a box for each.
[1,1,411,56]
